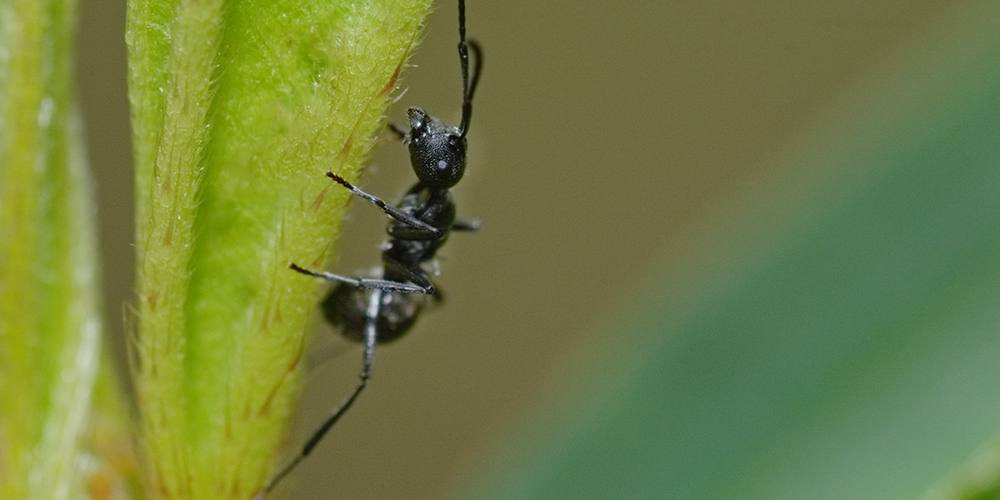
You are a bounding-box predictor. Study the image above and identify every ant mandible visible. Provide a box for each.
[256,0,482,496]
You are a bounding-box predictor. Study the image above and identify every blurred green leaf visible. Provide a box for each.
[455,4,1000,500]
[0,0,133,497]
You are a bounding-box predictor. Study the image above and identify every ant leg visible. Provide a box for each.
[290,263,433,294]
[326,171,443,238]
[385,122,407,141]
[255,290,382,500]
[452,217,480,231]
[382,257,435,294]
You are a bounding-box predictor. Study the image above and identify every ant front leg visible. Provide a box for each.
[325,171,443,238]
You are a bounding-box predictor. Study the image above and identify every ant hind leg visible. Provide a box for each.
[254,290,382,500]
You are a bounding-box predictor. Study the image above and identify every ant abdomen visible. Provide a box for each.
[322,283,426,344]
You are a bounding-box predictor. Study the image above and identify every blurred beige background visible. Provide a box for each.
[76,1,976,499]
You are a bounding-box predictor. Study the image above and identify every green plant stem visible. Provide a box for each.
[0,0,124,498]
[126,1,432,498]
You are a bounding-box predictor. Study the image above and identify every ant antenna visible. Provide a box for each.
[458,0,482,138]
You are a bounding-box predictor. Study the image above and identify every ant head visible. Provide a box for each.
[406,107,466,189]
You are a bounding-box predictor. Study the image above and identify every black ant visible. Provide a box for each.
[255,0,482,497]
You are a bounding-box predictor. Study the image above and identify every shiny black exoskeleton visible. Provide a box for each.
[256,0,482,497]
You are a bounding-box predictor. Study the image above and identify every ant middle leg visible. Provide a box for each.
[289,263,434,294]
